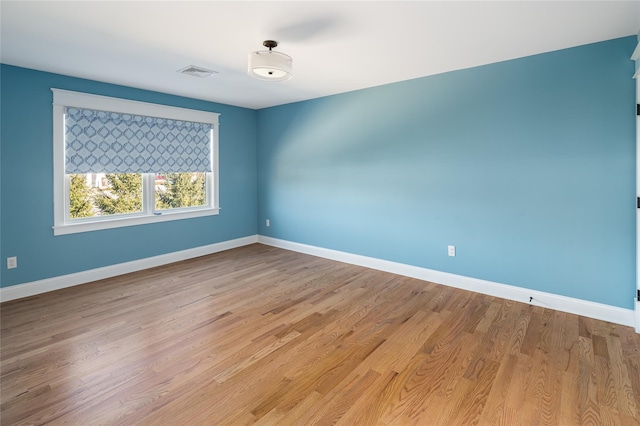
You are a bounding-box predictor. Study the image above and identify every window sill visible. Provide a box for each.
[53,207,220,236]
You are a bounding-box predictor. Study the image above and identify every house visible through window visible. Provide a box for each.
[52,89,220,235]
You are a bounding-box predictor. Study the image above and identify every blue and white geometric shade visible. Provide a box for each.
[65,107,212,174]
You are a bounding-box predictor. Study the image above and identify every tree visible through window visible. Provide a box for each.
[156,172,206,210]
[95,174,143,216]
[68,173,142,218]
[68,172,208,219]
[69,174,93,218]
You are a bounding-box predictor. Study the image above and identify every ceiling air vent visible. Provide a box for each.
[177,65,218,78]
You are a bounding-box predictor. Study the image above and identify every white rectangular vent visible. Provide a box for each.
[178,65,218,78]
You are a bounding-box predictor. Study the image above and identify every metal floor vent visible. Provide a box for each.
[177,65,218,78]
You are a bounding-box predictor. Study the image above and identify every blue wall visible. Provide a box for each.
[0,65,257,287]
[1,36,636,309]
[257,37,637,309]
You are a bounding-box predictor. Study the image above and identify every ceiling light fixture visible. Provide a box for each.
[248,40,292,82]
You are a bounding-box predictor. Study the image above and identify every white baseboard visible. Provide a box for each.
[3,234,635,330]
[258,236,637,329]
[0,235,258,303]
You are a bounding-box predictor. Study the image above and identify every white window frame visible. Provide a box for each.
[52,89,220,236]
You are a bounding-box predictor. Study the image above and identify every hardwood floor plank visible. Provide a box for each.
[1,243,639,425]
[476,354,518,425]
[606,334,638,419]
[503,354,534,424]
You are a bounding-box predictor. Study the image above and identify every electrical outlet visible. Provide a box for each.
[448,246,456,257]
[7,256,17,269]
[266,219,270,227]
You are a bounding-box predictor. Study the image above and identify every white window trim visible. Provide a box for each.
[52,89,220,236]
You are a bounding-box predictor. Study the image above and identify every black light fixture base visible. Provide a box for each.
[263,40,278,50]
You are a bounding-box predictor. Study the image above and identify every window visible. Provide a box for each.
[52,89,219,235]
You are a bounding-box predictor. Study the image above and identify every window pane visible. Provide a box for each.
[155,172,207,210]
[68,173,143,219]
[69,174,95,218]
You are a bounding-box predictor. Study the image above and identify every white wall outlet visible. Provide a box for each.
[266,219,270,227]
[7,256,17,269]
[448,246,456,257]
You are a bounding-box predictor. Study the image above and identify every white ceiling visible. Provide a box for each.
[1,1,639,109]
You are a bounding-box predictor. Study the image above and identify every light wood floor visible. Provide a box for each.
[1,244,639,425]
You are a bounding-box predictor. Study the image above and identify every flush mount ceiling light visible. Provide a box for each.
[248,40,292,82]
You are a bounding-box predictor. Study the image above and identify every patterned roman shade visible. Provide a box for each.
[65,107,212,173]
